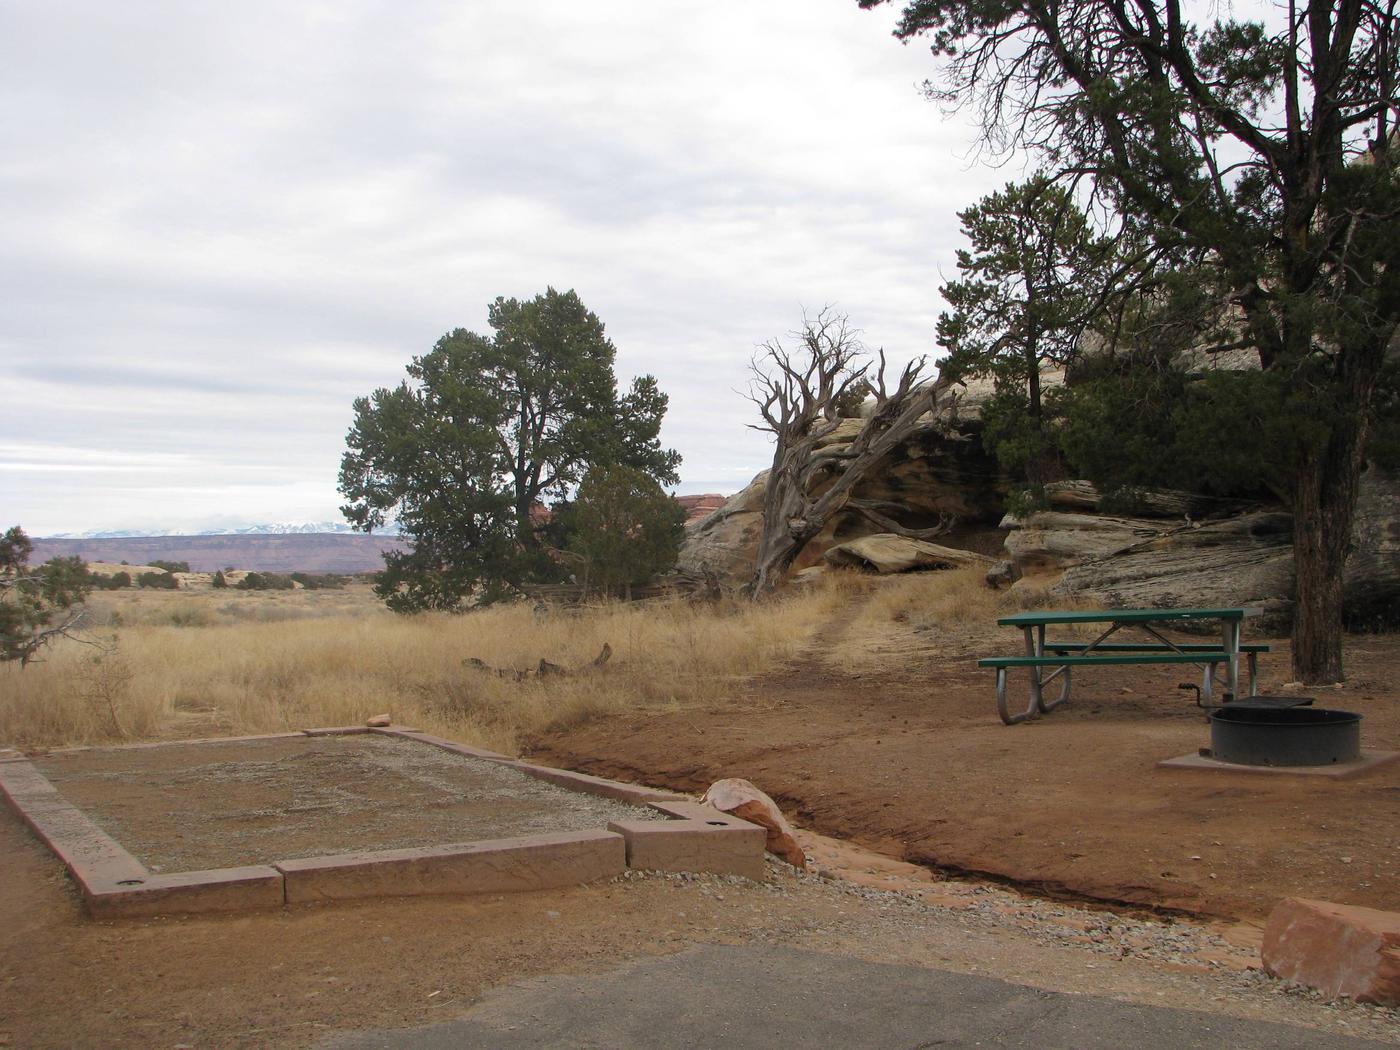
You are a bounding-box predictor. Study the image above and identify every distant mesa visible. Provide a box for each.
[675,493,727,525]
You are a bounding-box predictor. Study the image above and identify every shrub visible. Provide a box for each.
[290,572,346,590]
[136,571,179,590]
[236,572,295,591]
[560,465,686,598]
[148,560,191,573]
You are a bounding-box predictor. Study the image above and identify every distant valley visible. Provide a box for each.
[31,495,729,574]
[30,533,411,574]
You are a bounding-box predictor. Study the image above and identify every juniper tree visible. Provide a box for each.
[862,0,1400,682]
[339,288,680,611]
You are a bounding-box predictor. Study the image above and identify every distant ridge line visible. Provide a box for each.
[29,533,411,574]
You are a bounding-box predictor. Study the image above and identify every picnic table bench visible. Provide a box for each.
[979,607,1268,725]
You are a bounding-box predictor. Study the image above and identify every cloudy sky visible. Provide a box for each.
[3,1,1017,536]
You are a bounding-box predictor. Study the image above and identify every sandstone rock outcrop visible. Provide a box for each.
[1004,469,1400,630]
[677,411,1006,588]
[700,778,806,868]
[823,534,995,575]
[1040,480,1230,518]
[1050,512,1295,626]
[674,472,768,587]
[1347,464,1400,627]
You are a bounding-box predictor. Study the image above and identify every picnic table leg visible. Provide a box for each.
[995,667,1039,725]
[1038,667,1072,712]
[1024,625,1045,711]
[1222,620,1241,698]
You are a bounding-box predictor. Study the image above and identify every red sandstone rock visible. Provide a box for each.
[365,713,392,727]
[675,493,728,524]
[1262,896,1400,1005]
[700,778,806,868]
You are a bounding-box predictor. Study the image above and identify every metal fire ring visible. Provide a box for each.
[1208,705,1361,767]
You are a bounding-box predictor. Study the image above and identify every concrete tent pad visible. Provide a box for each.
[315,944,1394,1050]
[0,729,762,917]
[33,733,668,871]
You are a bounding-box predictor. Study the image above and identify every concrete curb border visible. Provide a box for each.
[1158,748,1400,778]
[0,727,762,919]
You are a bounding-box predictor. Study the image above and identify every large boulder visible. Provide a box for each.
[823,534,995,574]
[1263,897,1400,1005]
[700,778,806,869]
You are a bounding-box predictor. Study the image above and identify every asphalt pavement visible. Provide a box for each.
[317,944,1393,1049]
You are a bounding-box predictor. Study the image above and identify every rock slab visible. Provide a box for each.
[1262,896,1400,1005]
[822,534,994,575]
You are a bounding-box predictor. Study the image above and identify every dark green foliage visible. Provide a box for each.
[833,378,874,418]
[939,178,1114,400]
[136,571,179,590]
[1050,359,1382,506]
[211,570,228,589]
[977,386,1060,508]
[938,177,1117,492]
[339,288,680,612]
[1,527,92,666]
[148,560,190,573]
[559,465,687,597]
[1053,362,1190,496]
[96,571,132,590]
[235,572,295,591]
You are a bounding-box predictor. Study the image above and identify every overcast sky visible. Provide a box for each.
[3,0,1016,536]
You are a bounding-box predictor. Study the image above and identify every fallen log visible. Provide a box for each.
[465,643,613,680]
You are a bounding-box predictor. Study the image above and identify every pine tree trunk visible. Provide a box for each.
[1288,378,1373,684]
[1290,472,1349,684]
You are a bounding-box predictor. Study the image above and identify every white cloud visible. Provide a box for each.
[2,0,1010,535]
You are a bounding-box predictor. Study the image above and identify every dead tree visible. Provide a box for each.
[746,309,956,596]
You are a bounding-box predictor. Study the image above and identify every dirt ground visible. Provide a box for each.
[33,735,659,871]
[5,797,1400,1049]
[4,602,1400,1047]
[528,621,1400,922]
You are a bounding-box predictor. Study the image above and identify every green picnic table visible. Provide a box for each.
[979,607,1267,725]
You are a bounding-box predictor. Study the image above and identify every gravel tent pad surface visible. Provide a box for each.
[34,734,664,873]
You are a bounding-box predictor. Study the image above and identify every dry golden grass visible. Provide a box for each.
[0,580,854,754]
[856,566,1083,630]
[84,582,389,628]
[815,567,1101,673]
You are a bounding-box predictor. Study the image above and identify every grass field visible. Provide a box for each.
[0,576,875,754]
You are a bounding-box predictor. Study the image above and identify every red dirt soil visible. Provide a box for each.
[527,633,1400,921]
